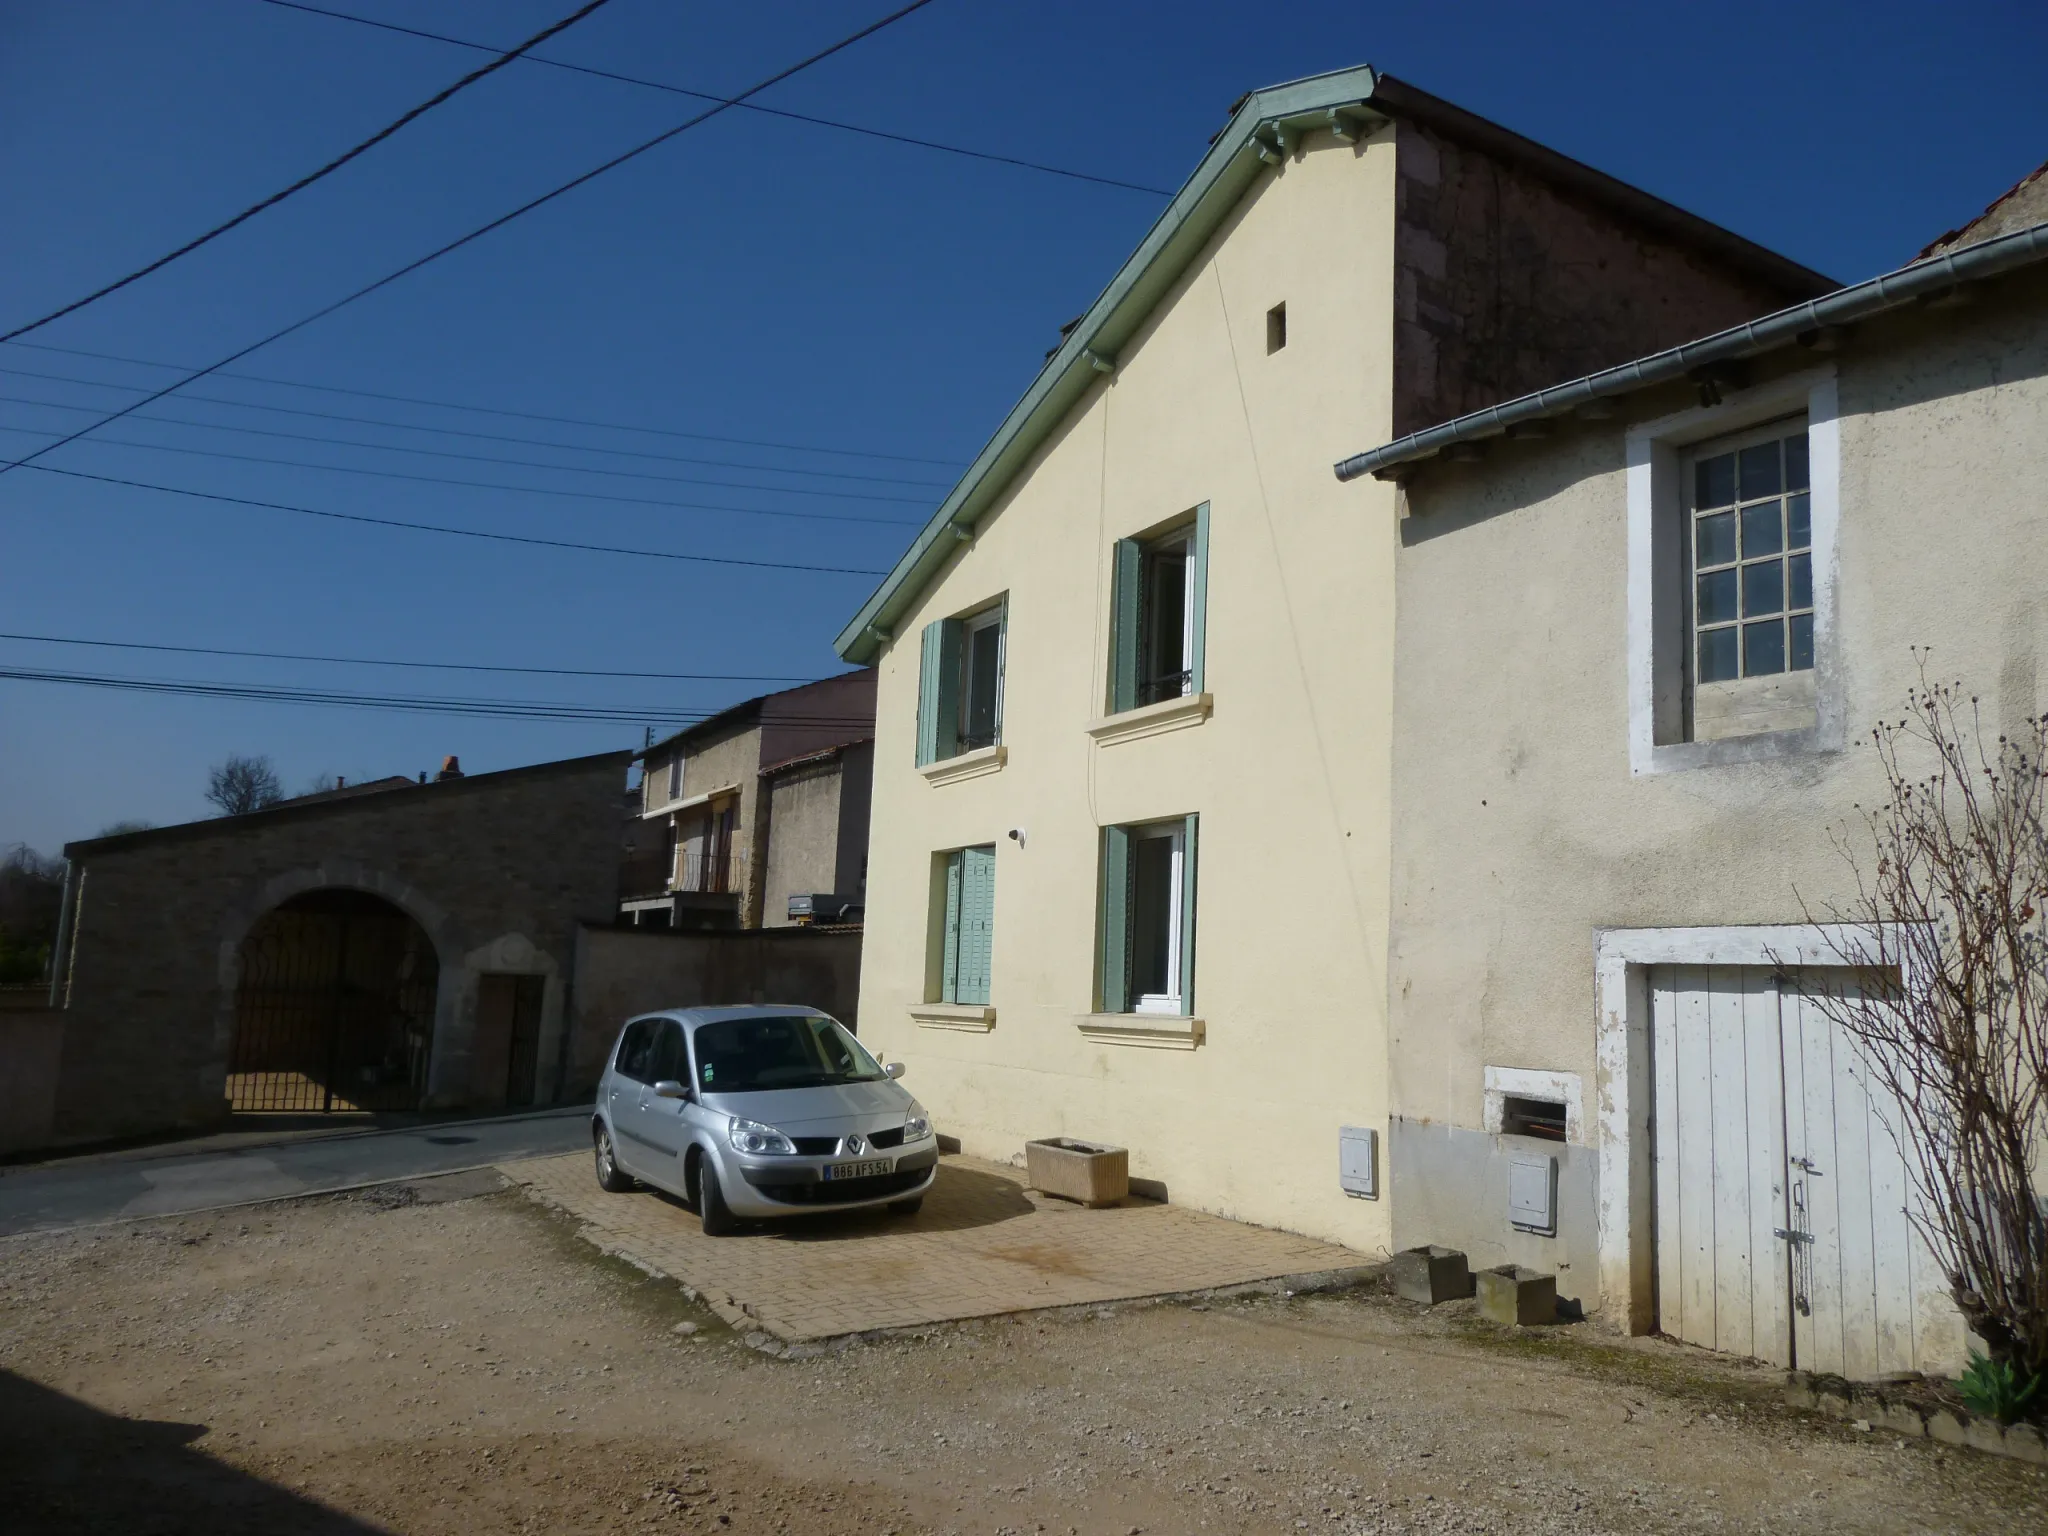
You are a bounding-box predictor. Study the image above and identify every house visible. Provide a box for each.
[832,64,1833,1249]
[1338,187,2048,1373]
[622,670,877,931]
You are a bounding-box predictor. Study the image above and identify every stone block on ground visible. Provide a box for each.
[1475,1264,1556,1326]
[1391,1245,1473,1306]
[1024,1137,1129,1207]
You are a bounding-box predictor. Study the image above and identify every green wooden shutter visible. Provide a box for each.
[956,845,996,1006]
[916,618,963,765]
[940,850,964,1001]
[1178,813,1199,1015]
[1187,503,1210,695]
[1099,824,1131,1012]
[1108,538,1142,714]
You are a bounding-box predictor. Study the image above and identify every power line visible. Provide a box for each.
[0,420,919,527]
[0,630,827,683]
[0,0,620,346]
[257,0,1176,199]
[0,362,954,488]
[22,464,891,575]
[0,399,935,507]
[2,337,962,468]
[0,663,884,727]
[0,0,942,480]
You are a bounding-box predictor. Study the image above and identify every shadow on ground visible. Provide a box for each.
[0,1370,378,1535]
[638,1159,1039,1241]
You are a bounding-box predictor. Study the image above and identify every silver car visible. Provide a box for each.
[590,1005,938,1234]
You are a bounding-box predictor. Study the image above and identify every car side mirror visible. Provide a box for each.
[652,1079,692,1100]
[883,1062,906,1081]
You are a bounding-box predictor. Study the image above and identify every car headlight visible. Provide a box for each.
[728,1117,795,1155]
[902,1105,932,1142]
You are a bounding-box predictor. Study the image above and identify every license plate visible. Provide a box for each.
[823,1159,891,1181]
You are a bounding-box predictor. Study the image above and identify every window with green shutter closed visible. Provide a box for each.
[940,844,997,1005]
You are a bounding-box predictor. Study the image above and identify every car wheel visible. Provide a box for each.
[887,1195,924,1217]
[593,1124,635,1193]
[698,1160,738,1236]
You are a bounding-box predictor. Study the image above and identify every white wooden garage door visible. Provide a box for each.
[1649,965,1966,1377]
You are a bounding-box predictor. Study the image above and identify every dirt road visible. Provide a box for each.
[2,1170,2041,1534]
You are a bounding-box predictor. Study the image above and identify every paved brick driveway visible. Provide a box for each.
[511,1151,1365,1342]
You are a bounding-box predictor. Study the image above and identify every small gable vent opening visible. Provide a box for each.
[1265,301,1287,354]
[1500,1095,1567,1142]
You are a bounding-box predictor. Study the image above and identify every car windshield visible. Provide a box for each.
[689,1014,884,1094]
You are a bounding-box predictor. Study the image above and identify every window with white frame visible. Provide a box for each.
[1683,419,1815,741]
[1628,368,1838,773]
[666,753,683,802]
[915,598,1006,765]
[1108,506,1210,714]
[1099,815,1198,1016]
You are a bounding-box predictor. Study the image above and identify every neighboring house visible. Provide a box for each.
[622,671,877,931]
[832,65,1832,1250]
[9,751,631,1152]
[1337,200,2048,1374]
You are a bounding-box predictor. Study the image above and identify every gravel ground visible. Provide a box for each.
[2,1170,2043,1535]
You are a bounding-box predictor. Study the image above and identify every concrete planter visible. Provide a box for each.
[1476,1264,1557,1326]
[1025,1138,1129,1207]
[1391,1246,1474,1305]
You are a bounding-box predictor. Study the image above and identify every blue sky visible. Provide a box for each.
[3,0,2043,853]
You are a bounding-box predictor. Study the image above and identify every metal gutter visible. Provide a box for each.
[832,65,1387,665]
[1334,219,2048,484]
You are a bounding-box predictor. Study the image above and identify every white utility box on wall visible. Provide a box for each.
[1509,1153,1557,1235]
[1338,1125,1378,1199]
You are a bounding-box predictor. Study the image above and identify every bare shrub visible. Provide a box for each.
[1801,665,2048,1384]
[205,755,283,817]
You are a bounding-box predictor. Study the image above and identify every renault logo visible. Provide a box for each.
[843,1134,865,1156]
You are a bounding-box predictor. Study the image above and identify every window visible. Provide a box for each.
[646,1019,686,1086]
[1100,815,1198,1016]
[1685,421,1813,736]
[666,754,682,801]
[1627,370,1838,773]
[690,1014,884,1094]
[934,845,996,1005]
[1108,506,1209,714]
[1266,302,1287,354]
[916,600,1006,765]
[614,1018,657,1082]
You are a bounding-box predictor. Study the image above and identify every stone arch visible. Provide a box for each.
[212,863,462,1111]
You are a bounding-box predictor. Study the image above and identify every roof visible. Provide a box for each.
[637,670,874,762]
[833,66,1835,665]
[64,749,632,858]
[285,774,417,806]
[1335,217,2048,484]
[1919,159,2048,259]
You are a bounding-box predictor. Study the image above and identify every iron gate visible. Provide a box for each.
[229,889,438,1112]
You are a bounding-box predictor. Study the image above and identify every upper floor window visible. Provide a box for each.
[916,598,1006,765]
[666,754,683,802]
[1108,505,1210,714]
[1683,419,1814,742]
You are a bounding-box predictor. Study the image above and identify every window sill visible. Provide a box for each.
[910,1002,995,1032]
[1075,1013,1204,1050]
[1086,692,1212,746]
[920,744,1007,786]
[1635,724,1837,776]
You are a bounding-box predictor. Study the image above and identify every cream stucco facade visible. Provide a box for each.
[857,125,1403,1249]
[1382,262,2048,1349]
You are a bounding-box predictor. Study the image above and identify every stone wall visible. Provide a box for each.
[45,751,630,1147]
[565,924,863,1095]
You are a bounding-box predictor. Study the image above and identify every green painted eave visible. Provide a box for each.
[832,64,1385,664]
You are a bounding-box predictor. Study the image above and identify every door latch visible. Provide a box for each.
[1774,1227,1814,1245]
[1789,1156,1824,1174]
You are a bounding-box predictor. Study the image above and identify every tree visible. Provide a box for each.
[205,755,283,817]
[1802,665,2048,1405]
[0,844,65,984]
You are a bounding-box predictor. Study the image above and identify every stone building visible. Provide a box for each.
[30,750,630,1148]
[624,670,876,931]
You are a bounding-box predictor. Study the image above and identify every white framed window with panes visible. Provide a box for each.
[1108,505,1210,714]
[1627,368,1842,775]
[1098,814,1198,1017]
